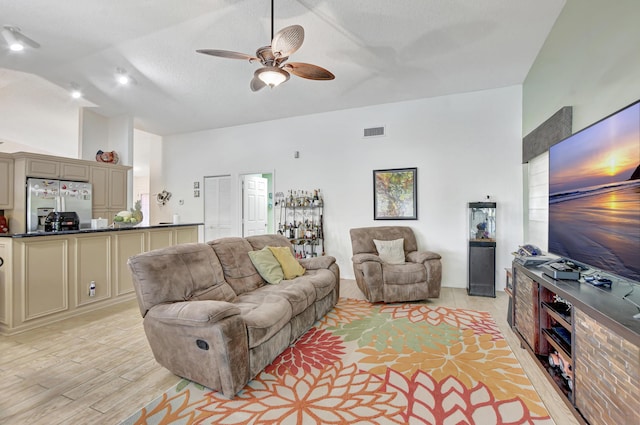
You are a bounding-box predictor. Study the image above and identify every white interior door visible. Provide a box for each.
[204,175,232,242]
[243,175,268,236]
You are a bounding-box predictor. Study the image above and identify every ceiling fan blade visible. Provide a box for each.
[16,32,40,48]
[196,49,258,61]
[284,62,335,80]
[250,76,267,92]
[272,25,304,57]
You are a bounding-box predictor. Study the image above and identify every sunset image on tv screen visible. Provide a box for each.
[548,101,640,281]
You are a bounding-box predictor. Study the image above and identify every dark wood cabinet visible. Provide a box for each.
[512,262,640,425]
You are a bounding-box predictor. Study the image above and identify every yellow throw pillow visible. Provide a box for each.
[268,246,306,279]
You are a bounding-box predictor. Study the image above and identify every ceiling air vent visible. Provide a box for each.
[363,126,385,138]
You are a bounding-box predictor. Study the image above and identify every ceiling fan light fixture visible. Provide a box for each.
[255,66,289,88]
[2,27,24,51]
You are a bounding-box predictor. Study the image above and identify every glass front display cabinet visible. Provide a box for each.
[468,201,496,297]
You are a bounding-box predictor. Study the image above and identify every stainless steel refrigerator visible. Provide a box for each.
[26,178,93,232]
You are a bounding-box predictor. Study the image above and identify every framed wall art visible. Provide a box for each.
[373,167,417,220]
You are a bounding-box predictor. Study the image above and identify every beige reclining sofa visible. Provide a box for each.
[128,234,339,398]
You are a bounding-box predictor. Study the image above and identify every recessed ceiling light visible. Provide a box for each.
[115,67,133,85]
[69,83,83,99]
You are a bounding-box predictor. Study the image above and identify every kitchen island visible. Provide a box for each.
[0,223,202,335]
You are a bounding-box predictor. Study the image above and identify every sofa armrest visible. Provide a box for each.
[299,255,336,270]
[146,300,240,327]
[406,250,441,263]
[351,253,383,264]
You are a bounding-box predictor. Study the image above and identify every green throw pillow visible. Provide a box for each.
[248,247,284,284]
[268,246,306,280]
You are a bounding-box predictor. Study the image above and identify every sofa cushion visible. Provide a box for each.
[269,246,306,279]
[248,247,284,284]
[128,243,235,317]
[374,238,405,264]
[247,279,316,316]
[234,294,293,348]
[208,237,264,295]
[382,262,427,284]
[246,234,293,251]
[297,269,336,300]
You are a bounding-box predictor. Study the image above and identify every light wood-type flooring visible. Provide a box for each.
[0,280,579,424]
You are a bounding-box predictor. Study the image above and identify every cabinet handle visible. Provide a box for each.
[0,257,3,267]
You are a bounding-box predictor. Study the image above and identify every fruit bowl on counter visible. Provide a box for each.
[113,208,142,228]
[113,221,137,228]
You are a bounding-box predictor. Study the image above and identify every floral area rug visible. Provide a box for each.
[121,298,553,425]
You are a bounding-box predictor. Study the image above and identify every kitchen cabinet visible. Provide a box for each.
[147,228,174,251]
[21,238,69,321]
[176,226,198,244]
[91,165,128,215]
[0,238,11,325]
[60,161,90,181]
[112,231,145,296]
[25,157,90,181]
[73,234,111,305]
[0,155,14,209]
[0,224,200,335]
[25,157,59,179]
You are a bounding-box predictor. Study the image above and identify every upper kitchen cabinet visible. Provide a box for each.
[91,165,128,212]
[21,155,90,181]
[0,154,14,209]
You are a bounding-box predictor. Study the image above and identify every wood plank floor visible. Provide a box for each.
[0,280,578,424]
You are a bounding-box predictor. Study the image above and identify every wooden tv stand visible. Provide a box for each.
[512,262,640,425]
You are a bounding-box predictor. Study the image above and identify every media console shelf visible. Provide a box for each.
[512,262,640,425]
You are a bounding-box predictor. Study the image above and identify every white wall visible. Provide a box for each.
[524,0,640,135]
[523,0,640,246]
[79,108,109,160]
[160,85,524,290]
[0,69,82,157]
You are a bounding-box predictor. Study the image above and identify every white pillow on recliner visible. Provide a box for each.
[373,238,405,264]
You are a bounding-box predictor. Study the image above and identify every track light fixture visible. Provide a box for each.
[2,25,40,51]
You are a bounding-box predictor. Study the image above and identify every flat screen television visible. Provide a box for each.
[548,99,640,282]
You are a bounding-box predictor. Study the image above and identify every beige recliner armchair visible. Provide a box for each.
[350,226,442,303]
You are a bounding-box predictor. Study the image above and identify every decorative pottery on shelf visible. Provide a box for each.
[96,149,119,164]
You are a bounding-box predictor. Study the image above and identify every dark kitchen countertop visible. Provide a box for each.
[0,223,203,238]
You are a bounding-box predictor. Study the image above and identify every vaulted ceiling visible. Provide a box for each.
[0,0,565,136]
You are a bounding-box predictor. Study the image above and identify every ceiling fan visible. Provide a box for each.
[196,0,335,91]
[2,25,40,51]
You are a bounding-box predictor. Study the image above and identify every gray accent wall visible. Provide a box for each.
[522,106,572,163]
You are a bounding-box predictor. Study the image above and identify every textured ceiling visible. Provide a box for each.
[0,0,565,136]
